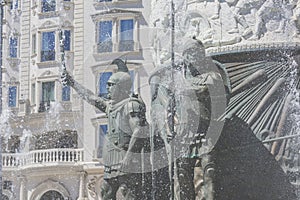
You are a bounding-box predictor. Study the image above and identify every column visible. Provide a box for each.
[19,176,27,200]
[36,81,41,112]
[78,172,86,200]
[112,17,118,52]
[37,31,41,63]
[134,16,139,51]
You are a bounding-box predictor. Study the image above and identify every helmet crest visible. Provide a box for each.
[111,59,129,72]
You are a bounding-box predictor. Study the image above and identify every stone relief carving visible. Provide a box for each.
[249,0,291,40]
[291,0,300,36]
[151,0,300,53]
[87,176,103,200]
[225,0,253,37]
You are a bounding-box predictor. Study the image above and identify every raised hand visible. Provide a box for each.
[61,69,75,87]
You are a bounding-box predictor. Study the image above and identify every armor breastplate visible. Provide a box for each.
[103,99,132,178]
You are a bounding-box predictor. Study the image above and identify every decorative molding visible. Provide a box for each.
[31,1,38,16]
[6,58,21,71]
[87,175,104,200]
[30,179,71,200]
[36,61,60,68]
[91,9,141,22]
[39,20,58,30]
[37,11,59,18]
[92,50,141,62]
[206,42,300,56]
[93,0,141,9]
[40,70,56,78]
[61,20,73,28]
[62,1,74,11]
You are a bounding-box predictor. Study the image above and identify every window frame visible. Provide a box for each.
[10,0,19,10]
[40,31,56,62]
[97,20,113,53]
[93,11,140,55]
[31,83,36,105]
[98,71,113,98]
[97,124,108,158]
[8,86,17,108]
[41,81,55,103]
[63,29,72,51]
[41,0,56,13]
[9,36,18,58]
[119,19,134,52]
[38,81,56,112]
[62,85,71,101]
[32,33,37,55]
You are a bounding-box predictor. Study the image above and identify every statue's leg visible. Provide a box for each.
[100,178,119,200]
[176,157,197,200]
[118,174,145,200]
[201,155,215,200]
[142,172,153,200]
[151,133,171,199]
[152,167,171,199]
[252,7,265,39]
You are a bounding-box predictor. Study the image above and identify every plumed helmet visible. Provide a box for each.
[108,59,132,93]
[182,38,209,74]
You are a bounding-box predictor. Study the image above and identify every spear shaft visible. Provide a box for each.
[262,134,300,143]
[170,0,175,199]
[0,1,4,196]
[171,0,175,67]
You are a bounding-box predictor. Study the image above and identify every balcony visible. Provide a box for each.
[41,50,55,62]
[2,148,84,169]
[119,40,134,52]
[38,100,51,112]
[97,41,113,53]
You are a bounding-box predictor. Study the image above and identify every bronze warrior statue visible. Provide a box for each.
[149,37,228,200]
[62,59,150,200]
[149,37,297,200]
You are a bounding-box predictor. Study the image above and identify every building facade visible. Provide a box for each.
[2,0,300,199]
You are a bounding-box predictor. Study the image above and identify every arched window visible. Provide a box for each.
[40,190,64,200]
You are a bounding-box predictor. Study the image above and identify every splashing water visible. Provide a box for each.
[0,110,13,148]
[45,101,64,133]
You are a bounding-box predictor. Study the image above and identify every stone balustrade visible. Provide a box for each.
[2,148,84,168]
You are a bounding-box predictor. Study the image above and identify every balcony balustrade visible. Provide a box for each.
[41,50,55,62]
[2,148,84,168]
[97,41,113,53]
[119,40,134,52]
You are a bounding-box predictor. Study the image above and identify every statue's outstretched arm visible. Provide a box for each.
[61,70,107,112]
